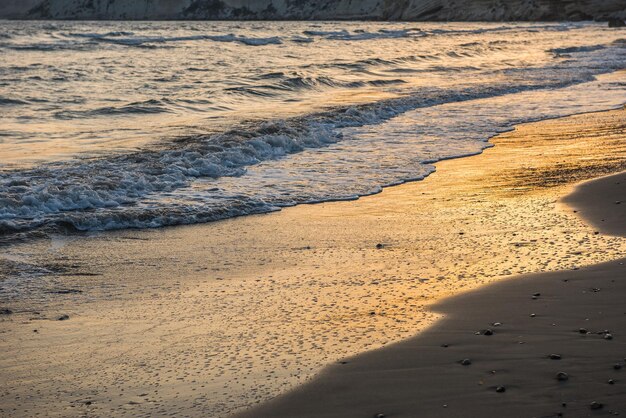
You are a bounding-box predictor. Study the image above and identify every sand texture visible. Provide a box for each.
[0,108,625,417]
[235,172,626,418]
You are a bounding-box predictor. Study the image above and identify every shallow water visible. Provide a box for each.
[1,21,625,236]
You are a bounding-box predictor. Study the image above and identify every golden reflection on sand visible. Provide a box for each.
[0,108,625,417]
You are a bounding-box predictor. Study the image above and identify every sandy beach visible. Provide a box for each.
[236,171,626,418]
[1,106,625,417]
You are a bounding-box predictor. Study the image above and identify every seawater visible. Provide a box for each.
[1,21,625,236]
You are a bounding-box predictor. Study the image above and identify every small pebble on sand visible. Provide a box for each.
[556,372,569,381]
[590,401,604,410]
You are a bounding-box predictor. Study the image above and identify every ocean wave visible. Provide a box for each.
[67,32,283,46]
[68,31,136,38]
[3,23,577,54]
[550,45,606,55]
[53,99,173,119]
[0,64,618,236]
[303,28,422,41]
[3,41,96,51]
[425,23,576,37]
[0,97,29,106]
[224,74,407,96]
[307,41,525,73]
[1,22,624,239]
[3,32,284,51]
[290,36,314,43]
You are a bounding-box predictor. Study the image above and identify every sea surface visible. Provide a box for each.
[1,21,625,236]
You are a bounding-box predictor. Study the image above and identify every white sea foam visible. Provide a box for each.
[1,21,625,237]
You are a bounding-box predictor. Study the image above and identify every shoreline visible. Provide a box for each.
[1,108,625,417]
[235,171,626,418]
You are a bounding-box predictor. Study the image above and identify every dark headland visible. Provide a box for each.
[1,0,625,21]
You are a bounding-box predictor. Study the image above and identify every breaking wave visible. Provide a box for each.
[2,21,625,239]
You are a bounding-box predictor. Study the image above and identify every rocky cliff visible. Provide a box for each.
[1,0,625,21]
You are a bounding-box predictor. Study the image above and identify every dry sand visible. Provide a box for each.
[1,107,625,417]
[235,171,626,418]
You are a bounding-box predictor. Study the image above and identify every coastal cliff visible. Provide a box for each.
[1,0,625,21]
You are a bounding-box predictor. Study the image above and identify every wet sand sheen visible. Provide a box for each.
[236,172,626,418]
[1,108,625,417]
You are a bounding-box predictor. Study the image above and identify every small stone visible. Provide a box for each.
[605,333,614,340]
[579,328,588,334]
[556,372,569,381]
[483,329,494,336]
[495,386,506,393]
[549,354,562,360]
[0,308,12,315]
[492,322,502,327]
[375,243,384,249]
[530,313,536,317]
[608,379,615,385]
[460,358,472,366]
[57,314,70,321]
[441,344,449,348]
[590,401,604,410]
[533,292,541,297]
[375,414,385,418]
[613,363,622,370]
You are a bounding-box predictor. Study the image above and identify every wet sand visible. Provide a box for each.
[1,107,625,417]
[235,171,626,418]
